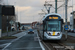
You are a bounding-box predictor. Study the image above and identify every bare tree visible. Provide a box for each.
[2,15,16,32]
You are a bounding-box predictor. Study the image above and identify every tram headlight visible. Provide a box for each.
[47,32,49,34]
[47,32,51,35]
[48,33,51,35]
[57,33,60,35]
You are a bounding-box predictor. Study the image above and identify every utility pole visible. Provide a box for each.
[72,0,74,30]
[65,0,68,40]
[55,0,57,13]
[7,0,9,36]
[0,5,2,37]
[7,16,9,36]
[17,8,18,31]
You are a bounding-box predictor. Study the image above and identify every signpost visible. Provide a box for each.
[2,5,15,36]
[64,25,68,30]
[65,0,68,40]
[9,20,14,25]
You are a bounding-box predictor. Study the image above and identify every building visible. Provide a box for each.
[21,23,32,29]
[32,22,38,29]
[70,11,75,29]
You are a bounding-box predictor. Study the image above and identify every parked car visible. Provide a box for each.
[28,29,34,34]
[71,29,75,33]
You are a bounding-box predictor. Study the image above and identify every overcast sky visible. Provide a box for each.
[1,0,75,23]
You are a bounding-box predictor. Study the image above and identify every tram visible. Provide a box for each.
[37,13,63,40]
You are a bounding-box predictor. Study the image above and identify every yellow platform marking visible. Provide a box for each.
[52,32,55,36]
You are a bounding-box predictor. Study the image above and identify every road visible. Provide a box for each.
[2,30,42,50]
[1,30,75,50]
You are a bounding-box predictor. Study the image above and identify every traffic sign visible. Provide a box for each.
[2,5,15,16]
[9,20,14,25]
[64,25,68,30]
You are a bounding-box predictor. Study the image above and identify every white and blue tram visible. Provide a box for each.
[37,13,63,40]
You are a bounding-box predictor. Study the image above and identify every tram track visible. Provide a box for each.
[42,41,74,50]
[40,36,75,50]
[37,30,75,50]
[57,42,74,50]
[42,41,51,50]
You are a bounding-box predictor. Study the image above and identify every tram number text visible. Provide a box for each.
[49,17,58,19]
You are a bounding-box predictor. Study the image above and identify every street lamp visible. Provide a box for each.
[14,2,19,31]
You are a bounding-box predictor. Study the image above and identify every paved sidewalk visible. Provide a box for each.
[12,31,26,37]
[62,32,75,37]
[2,31,18,37]
[0,31,26,49]
[68,32,75,37]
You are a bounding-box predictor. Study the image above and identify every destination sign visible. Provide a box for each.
[49,17,58,19]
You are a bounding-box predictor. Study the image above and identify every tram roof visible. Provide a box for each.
[42,13,61,21]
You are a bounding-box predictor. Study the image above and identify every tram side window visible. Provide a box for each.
[58,21,61,31]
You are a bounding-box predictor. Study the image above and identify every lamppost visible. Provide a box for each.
[7,0,8,36]
[14,2,19,31]
[55,0,57,13]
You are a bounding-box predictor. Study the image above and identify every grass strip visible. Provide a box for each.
[0,36,17,40]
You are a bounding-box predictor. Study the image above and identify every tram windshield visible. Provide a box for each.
[47,21,61,31]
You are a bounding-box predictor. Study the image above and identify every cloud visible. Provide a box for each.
[3,0,75,23]
[16,0,45,7]
[15,6,32,12]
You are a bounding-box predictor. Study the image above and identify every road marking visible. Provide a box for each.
[36,32,45,50]
[2,32,27,50]
[15,47,41,49]
[0,43,9,46]
[11,32,26,43]
[2,43,11,50]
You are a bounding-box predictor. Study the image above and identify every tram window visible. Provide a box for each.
[47,21,61,31]
[52,28,56,30]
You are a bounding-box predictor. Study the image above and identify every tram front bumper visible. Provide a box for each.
[46,36,62,40]
[44,33,62,40]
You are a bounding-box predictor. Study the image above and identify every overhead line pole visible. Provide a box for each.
[0,5,2,37]
[55,0,57,13]
[65,0,68,25]
[65,0,68,40]
[72,0,74,29]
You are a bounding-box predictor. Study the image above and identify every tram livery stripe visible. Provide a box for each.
[52,32,55,35]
